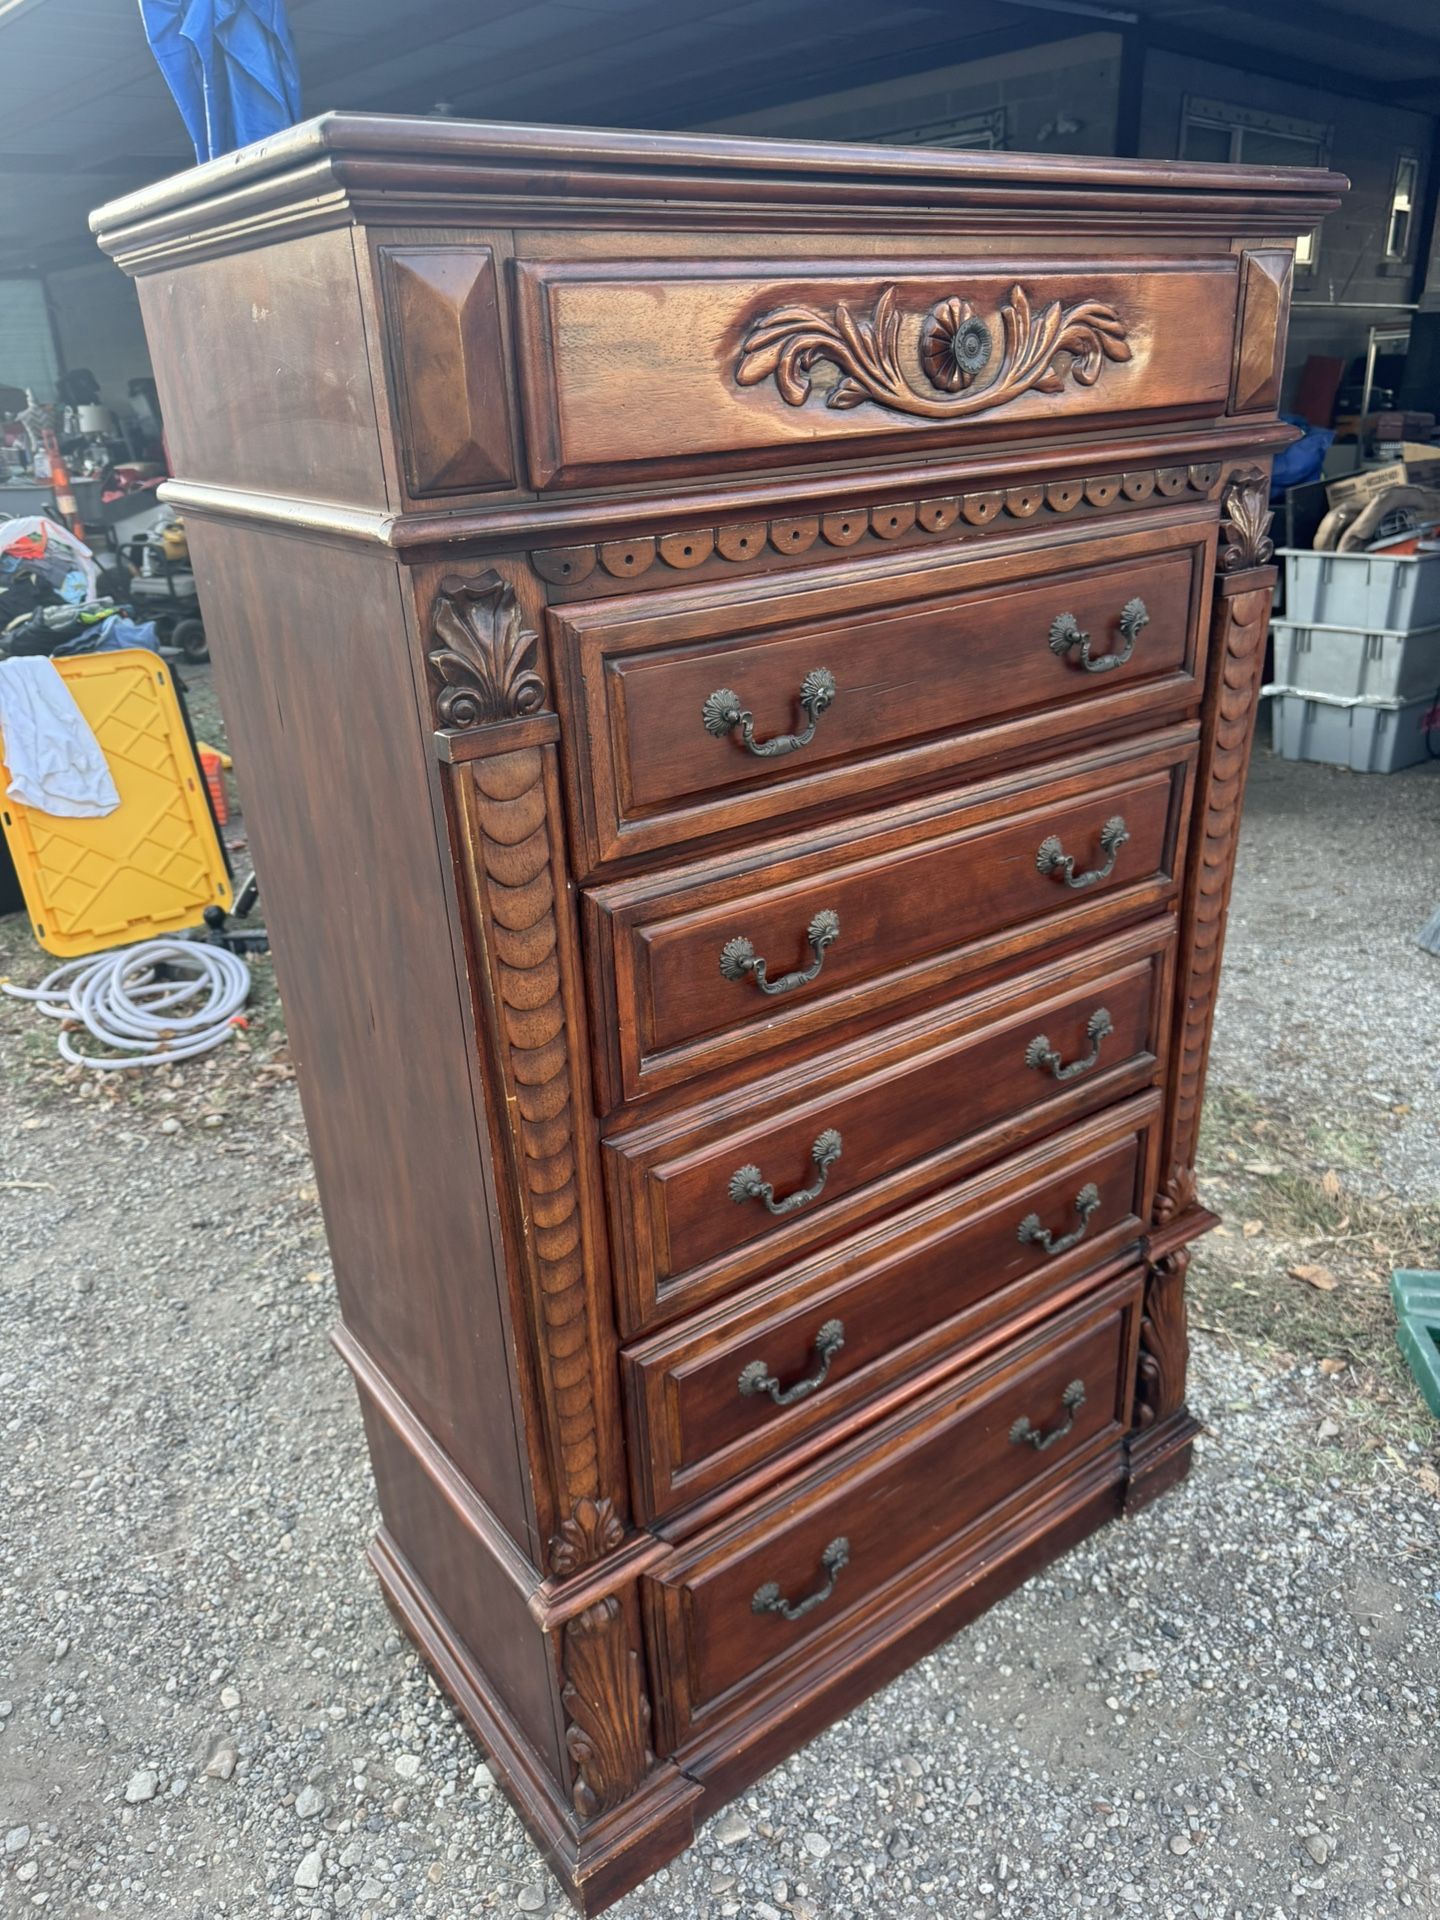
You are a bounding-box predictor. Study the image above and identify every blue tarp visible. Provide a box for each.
[139,0,301,164]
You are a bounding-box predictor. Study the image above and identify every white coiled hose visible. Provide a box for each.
[3,940,252,1070]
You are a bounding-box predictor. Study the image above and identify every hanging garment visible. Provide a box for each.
[0,657,120,817]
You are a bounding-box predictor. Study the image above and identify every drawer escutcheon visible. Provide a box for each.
[1049,595,1150,674]
[719,908,840,996]
[1024,1006,1114,1082]
[1017,1181,1102,1258]
[1010,1378,1087,1452]
[702,667,837,758]
[752,1537,851,1621]
[1036,815,1129,890]
[729,1128,843,1216]
[737,1317,846,1407]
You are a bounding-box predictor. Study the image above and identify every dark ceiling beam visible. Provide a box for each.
[330,0,747,107]
[517,15,1084,130]
[1141,21,1436,113]
[1193,0,1440,67]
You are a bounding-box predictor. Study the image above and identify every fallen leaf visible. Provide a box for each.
[1417,1465,1440,1498]
[1245,1162,1283,1177]
[1316,1417,1341,1441]
[1321,1169,1342,1200]
[1318,1358,1347,1376]
[1243,1219,1264,1238]
[1290,1263,1339,1291]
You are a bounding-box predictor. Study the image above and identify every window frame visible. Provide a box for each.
[1180,96,1332,276]
[1384,152,1420,263]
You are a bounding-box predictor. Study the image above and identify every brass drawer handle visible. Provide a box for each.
[1049,595,1149,674]
[1036,815,1129,890]
[1010,1379,1086,1452]
[739,1317,846,1407]
[1017,1180,1101,1258]
[702,667,837,758]
[1024,1006,1113,1082]
[752,1536,850,1621]
[730,1129,842,1217]
[720,908,840,996]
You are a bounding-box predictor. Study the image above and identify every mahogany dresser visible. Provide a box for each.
[94,118,1341,1912]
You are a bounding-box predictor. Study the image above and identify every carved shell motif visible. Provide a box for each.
[427,570,547,730]
[736,281,1131,421]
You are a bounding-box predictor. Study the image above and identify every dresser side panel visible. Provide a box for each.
[135,226,390,511]
[181,519,537,1554]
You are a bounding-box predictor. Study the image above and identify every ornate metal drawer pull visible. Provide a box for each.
[729,1129,842,1217]
[1036,815,1129,890]
[1049,595,1150,674]
[1010,1379,1086,1452]
[752,1537,850,1621]
[702,668,837,758]
[720,909,840,996]
[738,1318,846,1407]
[1024,1007,1113,1082]
[1017,1181,1101,1258]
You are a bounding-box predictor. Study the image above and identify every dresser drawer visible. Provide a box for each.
[623,1094,1156,1520]
[585,728,1196,1109]
[514,255,1238,491]
[604,921,1173,1330]
[643,1274,1140,1738]
[556,515,1213,869]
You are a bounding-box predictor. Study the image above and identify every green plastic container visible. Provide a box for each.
[1391,1270,1440,1420]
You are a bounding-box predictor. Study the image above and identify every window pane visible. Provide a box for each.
[1240,130,1322,167]
[1183,122,1232,164]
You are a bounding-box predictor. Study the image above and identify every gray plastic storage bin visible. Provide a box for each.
[1269,687,1439,773]
[1270,617,1440,701]
[1280,546,1440,631]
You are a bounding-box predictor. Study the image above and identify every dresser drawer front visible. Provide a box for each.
[645,1278,1139,1726]
[514,256,1238,490]
[586,731,1196,1108]
[624,1097,1156,1520]
[605,922,1174,1327]
[558,517,1213,868]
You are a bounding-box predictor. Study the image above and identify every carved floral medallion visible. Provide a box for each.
[736,282,1131,421]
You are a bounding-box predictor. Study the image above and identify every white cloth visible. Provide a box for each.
[0,657,120,817]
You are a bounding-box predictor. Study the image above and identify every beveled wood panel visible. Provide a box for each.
[584,729,1198,1111]
[379,245,516,495]
[604,922,1175,1331]
[513,257,1240,489]
[555,514,1215,871]
[1230,249,1293,416]
[623,1095,1159,1522]
[644,1276,1140,1736]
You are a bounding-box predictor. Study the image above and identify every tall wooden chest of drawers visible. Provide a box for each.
[94,119,1341,1913]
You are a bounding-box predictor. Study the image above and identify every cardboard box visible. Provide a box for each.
[1326,446,1440,507]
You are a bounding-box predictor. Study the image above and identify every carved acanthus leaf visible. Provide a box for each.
[549,1496,625,1579]
[1219,466,1275,572]
[1135,1251,1191,1429]
[736,282,1131,422]
[428,570,546,730]
[561,1597,655,1821]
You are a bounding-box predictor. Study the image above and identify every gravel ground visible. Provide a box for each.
[1,723,1437,1920]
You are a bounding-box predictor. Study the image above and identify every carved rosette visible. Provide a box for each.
[561,1597,655,1821]
[1160,581,1273,1223]
[428,570,546,729]
[736,281,1131,420]
[1219,466,1275,573]
[549,1496,625,1579]
[1135,1250,1191,1429]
